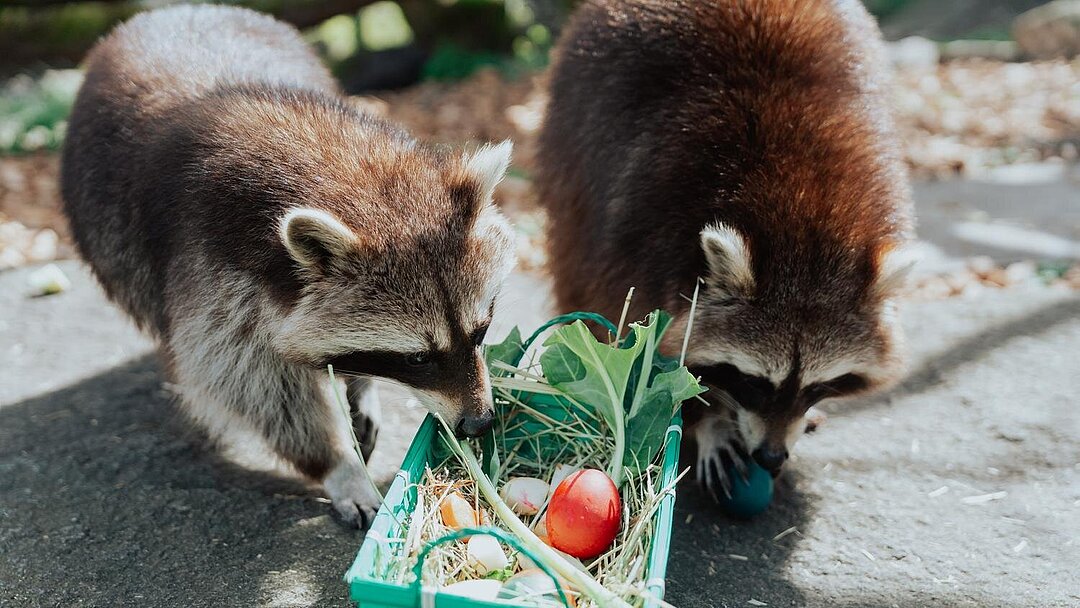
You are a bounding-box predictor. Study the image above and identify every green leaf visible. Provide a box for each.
[483,566,516,582]
[622,393,673,474]
[484,327,525,376]
[651,367,707,408]
[533,310,705,485]
[540,321,645,431]
[540,343,588,384]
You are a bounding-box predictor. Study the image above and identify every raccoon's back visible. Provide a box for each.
[60,5,336,334]
[537,0,910,321]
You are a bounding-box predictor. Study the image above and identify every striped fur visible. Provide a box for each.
[61,5,515,526]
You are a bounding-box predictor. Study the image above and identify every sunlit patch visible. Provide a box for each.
[259,566,320,608]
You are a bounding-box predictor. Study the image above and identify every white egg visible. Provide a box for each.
[441,579,502,601]
[466,535,509,575]
[500,477,550,516]
[549,464,580,495]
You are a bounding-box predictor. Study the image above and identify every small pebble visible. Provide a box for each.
[26,263,70,296]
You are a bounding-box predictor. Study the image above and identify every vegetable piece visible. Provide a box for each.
[441,434,631,608]
[539,311,705,487]
[441,579,502,601]
[549,464,580,496]
[498,568,558,600]
[439,492,478,530]
[546,469,621,559]
[517,546,588,578]
[500,477,550,515]
[467,535,510,575]
[532,512,550,544]
[483,566,515,582]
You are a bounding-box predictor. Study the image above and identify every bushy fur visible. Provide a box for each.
[61,5,515,525]
[537,0,913,497]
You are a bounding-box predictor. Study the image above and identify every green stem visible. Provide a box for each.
[575,328,627,487]
[327,365,383,503]
[628,317,658,419]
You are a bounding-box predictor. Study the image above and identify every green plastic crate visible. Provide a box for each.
[345,315,685,608]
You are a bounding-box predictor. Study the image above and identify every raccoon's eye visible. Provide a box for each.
[803,373,867,403]
[693,363,773,408]
[405,352,433,366]
[743,375,774,394]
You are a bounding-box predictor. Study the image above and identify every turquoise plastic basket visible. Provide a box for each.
[344,314,684,607]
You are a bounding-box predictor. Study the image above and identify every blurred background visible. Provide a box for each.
[1,0,1079,285]
[1,2,1077,607]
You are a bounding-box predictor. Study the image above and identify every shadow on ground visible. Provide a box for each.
[852,296,1080,412]
[1,352,822,608]
[3,283,1078,607]
[667,471,815,608]
[0,357,359,607]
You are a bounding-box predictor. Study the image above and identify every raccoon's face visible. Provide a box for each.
[273,142,516,437]
[684,223,909,475]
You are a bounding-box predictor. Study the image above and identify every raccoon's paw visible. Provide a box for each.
[695,417,751,502]
[323,457,382,529]
[347,379,382,462]
[353,411,380,462]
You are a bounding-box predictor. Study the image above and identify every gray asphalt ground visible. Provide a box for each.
[2,173,1078,607]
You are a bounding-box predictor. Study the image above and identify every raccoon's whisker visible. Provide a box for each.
[713,390,742,413]
[327,368,368,379]
[694,389,741,414]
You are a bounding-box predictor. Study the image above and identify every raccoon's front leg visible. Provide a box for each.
[694,413,751,502]
[345,377,381,462]
[247,371,381,527]
[171,339,381,526]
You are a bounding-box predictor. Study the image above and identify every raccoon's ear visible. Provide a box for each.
[279,208,358,271]
[463,140,513,205]
[701,223,755,297]
[870,241,917,300]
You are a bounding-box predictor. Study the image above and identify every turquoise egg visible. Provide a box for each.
[717,461,774,518]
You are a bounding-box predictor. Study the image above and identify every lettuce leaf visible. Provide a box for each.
[538,311,705,486]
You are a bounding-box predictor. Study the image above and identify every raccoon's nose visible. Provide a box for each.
[455,409,495,438]
[751,445,788,476]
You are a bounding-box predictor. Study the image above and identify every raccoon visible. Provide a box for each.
[60,5,515,526]
[536,0,913,500]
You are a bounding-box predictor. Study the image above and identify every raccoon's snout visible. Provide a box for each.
[751,444,788,476]
[455,409,495,438]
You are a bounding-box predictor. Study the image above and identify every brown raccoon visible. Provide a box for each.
[61,5,516,526]
[537,0,913,499]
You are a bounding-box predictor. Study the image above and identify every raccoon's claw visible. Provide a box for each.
[333,495,380,529]
[698,440,750,502]
[324,457,382,529]
[694,415,751,503]
[702,454,733,499]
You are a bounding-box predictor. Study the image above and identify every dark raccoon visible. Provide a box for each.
[536,0,913,497]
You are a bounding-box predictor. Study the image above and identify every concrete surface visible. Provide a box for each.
[1,176,1078,607]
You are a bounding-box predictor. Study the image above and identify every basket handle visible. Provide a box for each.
[410,526,571,607]
[511,312,620,367]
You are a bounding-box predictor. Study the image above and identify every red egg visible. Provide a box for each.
[545,469,621,559]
